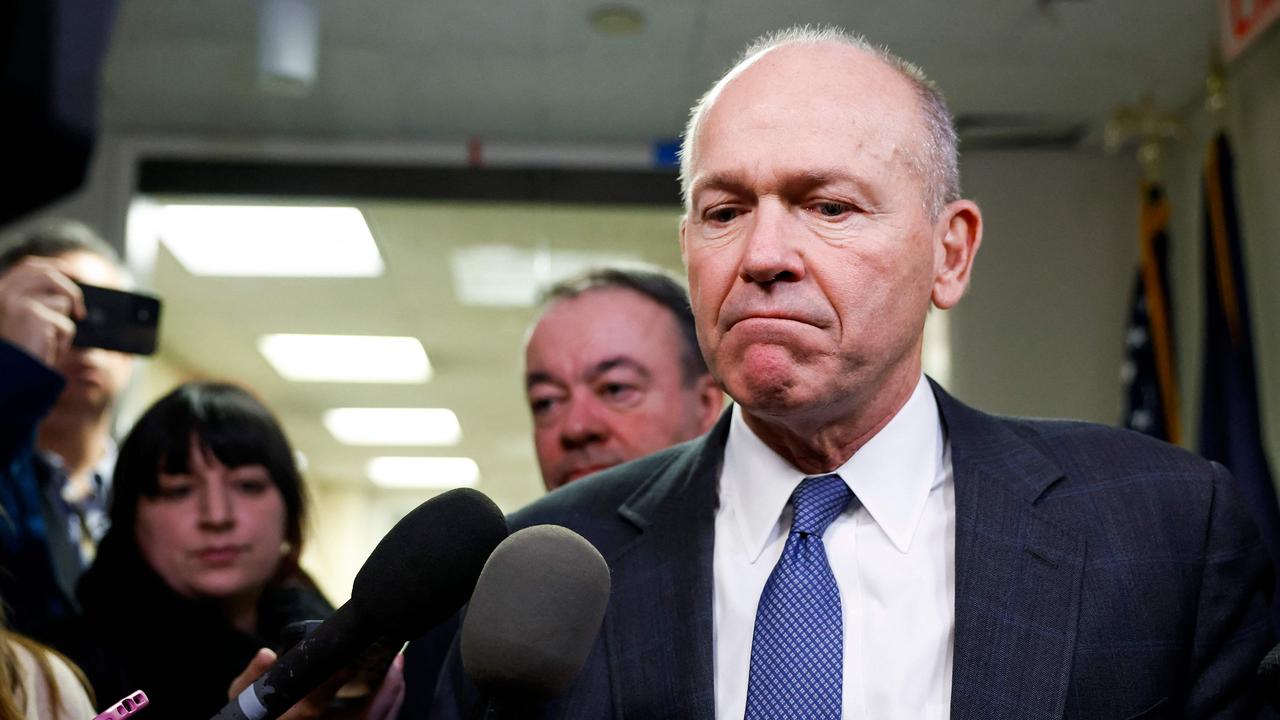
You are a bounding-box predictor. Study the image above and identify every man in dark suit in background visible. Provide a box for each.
[432,26,1274,719]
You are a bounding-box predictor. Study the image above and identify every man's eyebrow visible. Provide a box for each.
[525,371,560,391]
[587,356,652,382]
[689,173,754,203]
[784,169,857,191]
[690,168,873,203]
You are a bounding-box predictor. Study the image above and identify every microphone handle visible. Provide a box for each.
[210,601,372,720]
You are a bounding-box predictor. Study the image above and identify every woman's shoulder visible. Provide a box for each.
[8,637,97,719]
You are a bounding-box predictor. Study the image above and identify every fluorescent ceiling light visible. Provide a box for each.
[324,408,461,446]
[158,205,383,277]
[450,245,641,306]
[366,456,479,489]
[258,334,430,383]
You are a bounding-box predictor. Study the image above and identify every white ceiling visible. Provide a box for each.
[102,0,1217,144]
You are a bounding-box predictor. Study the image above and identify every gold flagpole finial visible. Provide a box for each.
[1206,46,1227,118]
[1105,95,1185,183]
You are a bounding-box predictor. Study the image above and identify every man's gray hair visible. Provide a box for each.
[677,25,961,219]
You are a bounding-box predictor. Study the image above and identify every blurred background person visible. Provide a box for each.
[59,381,342,719]
[0,220,134,641]
[0,603,94,720]
[525,266,723,491]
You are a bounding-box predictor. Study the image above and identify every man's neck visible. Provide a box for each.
[740,369,922,475]
[37,410,111,483]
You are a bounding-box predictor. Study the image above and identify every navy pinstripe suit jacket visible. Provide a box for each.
[432,382,1275,719]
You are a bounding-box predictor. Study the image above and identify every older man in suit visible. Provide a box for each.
[431,25,1274,719]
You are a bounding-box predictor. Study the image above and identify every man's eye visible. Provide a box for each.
[530,397,557,416]
[600,383,639,402]
[813,201,853,217]
[705,207,741,224]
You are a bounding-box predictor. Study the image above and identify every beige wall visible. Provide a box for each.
[946,149,1138,424]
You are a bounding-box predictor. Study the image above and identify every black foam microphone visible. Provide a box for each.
[461,524,610,715]
[212,488,508,720]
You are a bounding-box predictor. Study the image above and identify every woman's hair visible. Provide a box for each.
[0,604,94,720]
[111,381,310,582]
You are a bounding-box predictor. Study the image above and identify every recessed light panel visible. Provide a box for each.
[159,205,383,277]
[258,334,431,383]
[324,408,461,446]
[450,245,640,306]
[366,456,480,489]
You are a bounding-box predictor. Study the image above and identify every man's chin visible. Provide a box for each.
[722,366,806,410]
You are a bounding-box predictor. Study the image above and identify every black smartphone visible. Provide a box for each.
[71,282,162,356]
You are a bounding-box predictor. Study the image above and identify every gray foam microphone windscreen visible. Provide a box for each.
[460,524,611,702]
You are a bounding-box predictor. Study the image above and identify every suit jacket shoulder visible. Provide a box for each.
[509,428,718,557]
[935,385,1275,719]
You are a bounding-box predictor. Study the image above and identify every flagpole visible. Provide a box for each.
[1108,99,1185,444]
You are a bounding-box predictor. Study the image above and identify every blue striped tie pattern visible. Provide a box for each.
[745,473,855,720]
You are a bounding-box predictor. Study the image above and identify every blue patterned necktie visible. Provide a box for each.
[745,473,855,720]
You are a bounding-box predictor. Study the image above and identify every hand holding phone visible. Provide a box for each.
[0,258,84,366]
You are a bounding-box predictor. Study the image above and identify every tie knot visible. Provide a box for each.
[789,474,853,537]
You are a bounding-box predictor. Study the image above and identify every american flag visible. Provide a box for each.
[1121,182,1180,444]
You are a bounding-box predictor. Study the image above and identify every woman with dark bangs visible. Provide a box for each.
[59,382,400,719]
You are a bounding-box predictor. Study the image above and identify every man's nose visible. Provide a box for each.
[197,479,235,530]
[739,200,806,285]
[559,397,608,449]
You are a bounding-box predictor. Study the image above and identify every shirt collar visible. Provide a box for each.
[39,436,118,495]
[721,375,944,560]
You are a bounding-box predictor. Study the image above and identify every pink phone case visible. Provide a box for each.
[93,690,149,719]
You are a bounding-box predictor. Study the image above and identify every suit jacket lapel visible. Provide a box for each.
[934,383,1086,720]
[602,412,729,720]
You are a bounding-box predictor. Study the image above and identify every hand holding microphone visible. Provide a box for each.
[227,648,404,720]
[211,487,508,720]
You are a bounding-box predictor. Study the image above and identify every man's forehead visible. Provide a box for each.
[526,288,680,377]
[688,42,924,199]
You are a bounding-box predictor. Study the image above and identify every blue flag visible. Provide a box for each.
[1199,131,1280,626]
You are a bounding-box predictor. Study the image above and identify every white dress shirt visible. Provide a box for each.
[713,375,955,719]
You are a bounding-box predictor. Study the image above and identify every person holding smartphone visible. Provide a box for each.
[0,219,135,642]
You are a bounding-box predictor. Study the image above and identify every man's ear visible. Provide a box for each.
[931,199,983,310]
[694,374,725,435]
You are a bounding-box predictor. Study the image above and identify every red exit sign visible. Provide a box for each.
[1222,0,1280,60]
